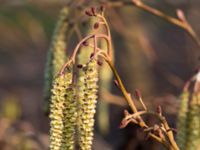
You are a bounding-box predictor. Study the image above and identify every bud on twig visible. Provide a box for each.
[77,64,83,68]
[90,53,95,58]
[91,7,96,16]
[82,41,89,46]
[94,22,99,29]
[114,79,119,88]
[97,60,103,66]
[176,9,186,22]
[135,89,142,99]
[100,5,105,12]
[85,10,93,16]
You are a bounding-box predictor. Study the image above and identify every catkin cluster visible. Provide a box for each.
[49,71,76,150]
[77,60,98,150]
[44,7,69,113]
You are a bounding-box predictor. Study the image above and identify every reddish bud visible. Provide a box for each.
[82,41,89,46]
[94,22,99,29]
[176,9,185,22]
[114,80,119,87]
[85,10,93,16]
[91,7,96,16]
[77,64,83,68]
[135,89,141,99]
[97,60,103,66]
[90,53,95,58]
[119,119,128,129]
[100,5,104,12]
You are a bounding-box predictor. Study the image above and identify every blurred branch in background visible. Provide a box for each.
[102,0,200,49]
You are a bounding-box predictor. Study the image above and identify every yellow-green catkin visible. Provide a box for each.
[49,70,76,150]
[44,7,69,113]
[176,92,189,149]
[77,60,98,150]
[98,39,113,135]
[62,84,77,150]
[185,93,200,150]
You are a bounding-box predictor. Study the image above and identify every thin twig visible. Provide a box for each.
[101,0,200,49]
[59,33,110,74]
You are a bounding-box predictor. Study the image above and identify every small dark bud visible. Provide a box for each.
[82,41,89,46]
[135,89,141,99]
[97,60,103,66]
[77,64,83,68]
[119,119,128,129]
[100,5,104,12]
[119,122,125,129]
[85,10,93,16]
[94,22,99,29]
[91,7,96,16]
[114,80,119,87]
[90,53,95,58]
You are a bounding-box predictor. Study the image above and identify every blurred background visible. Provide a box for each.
[0,0,199,149]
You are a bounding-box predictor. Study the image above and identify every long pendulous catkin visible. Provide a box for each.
[176,92,189,149]
[185,93,200,150]
[44,7,69,114]
[77,60,98,150]
[49,70,77,150]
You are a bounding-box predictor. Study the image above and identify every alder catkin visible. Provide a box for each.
[44,7,69,113]
[77,60,98,150]
[49,70,77,150]
[176,92,189,149]
[98,38,113,135]
[185,93,200,150]
[62,84,77,150]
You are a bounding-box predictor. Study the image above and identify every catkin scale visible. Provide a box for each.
[77,60,98,150]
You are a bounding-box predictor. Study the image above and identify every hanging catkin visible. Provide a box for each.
[77,60,98,150]
[176,91,189,149]
[44,7,69,113]
[185,93,200,150]
[49,69,77,150]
